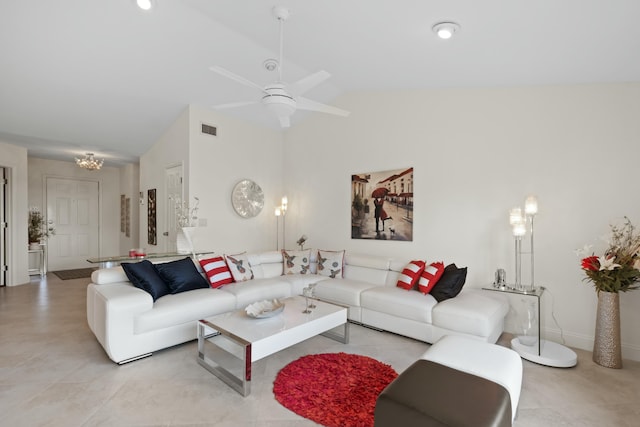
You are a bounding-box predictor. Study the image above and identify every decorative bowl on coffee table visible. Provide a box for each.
[245,299,285,318]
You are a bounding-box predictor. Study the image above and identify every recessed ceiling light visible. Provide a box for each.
[432,22,460,40]
[136,0,154,11]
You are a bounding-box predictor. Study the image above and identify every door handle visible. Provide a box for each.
[162,232,169,236]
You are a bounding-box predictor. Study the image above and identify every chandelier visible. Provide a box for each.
[75,153,104,171]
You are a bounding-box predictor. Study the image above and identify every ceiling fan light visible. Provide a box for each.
[262,84,296,126]
[264,100,296,119]
[433,22,460,39]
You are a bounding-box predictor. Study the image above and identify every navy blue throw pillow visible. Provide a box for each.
[121,260,171,301]
[430,263,468,303]
[154,257,209,294]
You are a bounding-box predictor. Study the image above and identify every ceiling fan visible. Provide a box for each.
[210,6,350,128]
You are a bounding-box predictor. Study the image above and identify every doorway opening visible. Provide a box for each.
[0,167,7,286]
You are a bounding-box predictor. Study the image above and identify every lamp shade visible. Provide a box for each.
[509,207,523,226]
[524,196,538,215]
[513,222,526,237]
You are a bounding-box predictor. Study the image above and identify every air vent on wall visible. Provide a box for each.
[201,123,217,136]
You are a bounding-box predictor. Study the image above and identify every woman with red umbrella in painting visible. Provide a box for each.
[372,188,392,232]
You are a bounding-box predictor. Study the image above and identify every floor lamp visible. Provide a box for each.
[524,195,538,288]
[280,196,287,249]
[508,196,577,367]
[275,196,287,250]
[275,208,281,250]
[509,207,526,290]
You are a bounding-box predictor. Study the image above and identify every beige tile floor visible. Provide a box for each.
[1,274,639,426]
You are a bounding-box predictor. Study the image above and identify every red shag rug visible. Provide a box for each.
[273,352,398,427]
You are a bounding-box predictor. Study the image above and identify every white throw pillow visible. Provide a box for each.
[317,250,345,278]
[224,252,254,282]
[282,249,311,275]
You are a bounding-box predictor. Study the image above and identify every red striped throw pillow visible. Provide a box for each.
[397,260,426,290]
[418,261,445,294]
[199,256,234,288]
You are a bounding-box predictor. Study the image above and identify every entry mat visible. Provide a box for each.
[52,268,97,280]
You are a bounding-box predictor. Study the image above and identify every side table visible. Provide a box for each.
[483,285,577,368]
[28,245,47,277]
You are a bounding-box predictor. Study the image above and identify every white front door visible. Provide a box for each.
[165,165,182,253]
[46,177,100,270]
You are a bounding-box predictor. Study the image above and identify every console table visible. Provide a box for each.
[483,285,577,368]
[28,245,47,277]
[87,251,214,268]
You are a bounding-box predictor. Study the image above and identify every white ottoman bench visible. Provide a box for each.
[375,335,523,426]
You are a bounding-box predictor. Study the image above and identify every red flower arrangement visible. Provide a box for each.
[578,217,640,293]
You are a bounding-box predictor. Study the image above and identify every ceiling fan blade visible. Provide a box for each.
[277,115,291,128]
[288,70,331,96]
[213,101,259,110]
[209,66,267,94]
[296,97,350,117]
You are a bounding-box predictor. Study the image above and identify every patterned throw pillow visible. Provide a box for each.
[317,250,345,278]
[396,260,426,290]
[199,256,234,288]
[282,249,311,275]
[417,261,445,294]
[224,252,254,282]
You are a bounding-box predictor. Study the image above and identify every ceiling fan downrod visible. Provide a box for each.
[272,6,290,83]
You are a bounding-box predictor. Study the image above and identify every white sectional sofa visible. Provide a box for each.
[86,250,508,364]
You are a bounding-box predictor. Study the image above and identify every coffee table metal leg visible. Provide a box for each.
[321,321,350,344]
[197,321,253,396]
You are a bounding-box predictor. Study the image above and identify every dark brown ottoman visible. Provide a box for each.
[375,359,512,427]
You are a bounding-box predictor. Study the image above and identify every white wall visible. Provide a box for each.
[27,157,122,259]
[0,141,29,286]
[187,105,283,254]
[140,105,283,255]
[119,163,140,253]
[139,108,190,252]
[284,83,640,361]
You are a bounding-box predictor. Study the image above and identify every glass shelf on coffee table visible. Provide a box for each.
[197,295,349,396]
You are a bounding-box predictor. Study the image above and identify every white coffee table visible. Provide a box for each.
[197,295,349,396]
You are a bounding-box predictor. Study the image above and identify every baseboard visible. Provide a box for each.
[542,327,640,363]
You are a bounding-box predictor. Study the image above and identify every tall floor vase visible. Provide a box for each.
[592,291,622,369]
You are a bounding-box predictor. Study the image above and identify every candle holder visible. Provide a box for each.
[302,286,313,313]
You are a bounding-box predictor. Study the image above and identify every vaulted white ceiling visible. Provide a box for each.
[2,0,639,165]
